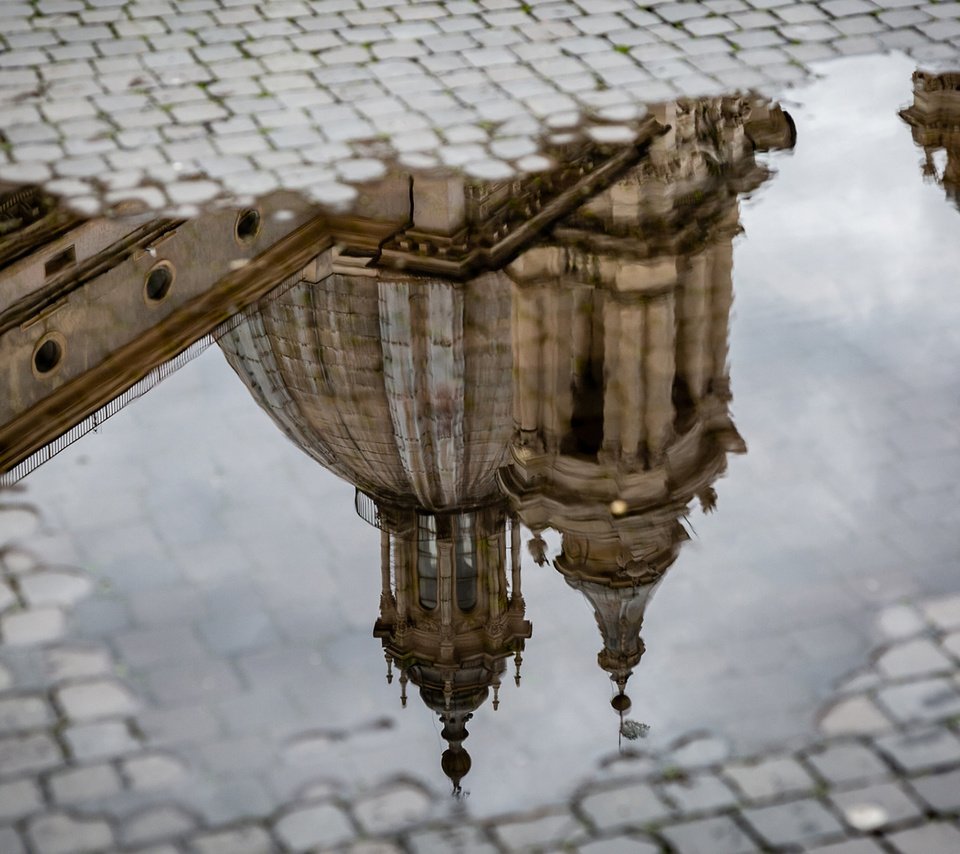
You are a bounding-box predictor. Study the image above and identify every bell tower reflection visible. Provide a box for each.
[500,96,796,718]
[900,69,960,209]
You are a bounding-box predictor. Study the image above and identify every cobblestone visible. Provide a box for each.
[48,763,123,804]
[0,0,957,217]
[723,756,816,801]
[28,811,114,854]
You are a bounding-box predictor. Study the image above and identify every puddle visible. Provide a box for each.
[3,52,960,825]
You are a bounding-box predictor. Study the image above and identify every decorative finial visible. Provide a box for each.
[399,670,408,708]
[385,653,393,685]
[492,674,501,711]
[514,650,523,687]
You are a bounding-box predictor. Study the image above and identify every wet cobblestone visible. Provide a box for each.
[2,1,960,214]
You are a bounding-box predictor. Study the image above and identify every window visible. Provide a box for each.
[417,515,438,609]
[455,515,477,612]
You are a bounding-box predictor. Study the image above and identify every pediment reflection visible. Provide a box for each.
[215,93,795,790]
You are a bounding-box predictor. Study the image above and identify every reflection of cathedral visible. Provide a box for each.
[499,97,795,719]
[219,94,794,786]
[900,70,960,209]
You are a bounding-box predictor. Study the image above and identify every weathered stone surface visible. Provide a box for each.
[660,815,759,854]
[577,834,661,854]
[0,694,53,733]
[28,811,114,854]
[0,732,62,779]
[922,595,960,630]
[876,605,925,639]
[353,782,432,834]
[885,820,960,853]
[741,798,845,848]
[876,638,954,679]
[805,839,887,853]
[44,648,112,682]
[122,752,187,790]
[64,720,139,761]
[723,756,816,801]
[48,763,122,803]
[907,768,960,813]
[660,773,738,813]
[829,781,923,831]
[804,742,890,786]
[121,806,196,846]
[407,824,498,854]
[0,778,43,820]
[877,677,960,723]
[818,696,892,736]
[493,810,586,851]
[874,727,960,772]
[18,571,93,609]
[578,781,671,831]
[274,803,354,851]
[667,734,731,769]
[1,608,65,646]
[56,679,138,722]
[189,825,274,854]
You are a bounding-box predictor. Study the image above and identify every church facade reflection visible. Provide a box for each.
[215,94,795,789]
[900,69,960,209]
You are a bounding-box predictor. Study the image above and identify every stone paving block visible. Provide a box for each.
[876,639,955,679]
[189,825,275,854]
[877,605,926,640]
[577,834,661,854]
[353,782,433,834]
[805,839,888,854]
[885,820,960,853]
[122,752,187,790]
[64,719,140,761]
[274,802,354,851]
[0,694,53,733]
[874,726,960,773]
[818,695,893,736]
[660,773,739,813]
[804,741,891,785]
[667,734,732,769]
[660,814,760,853]
[877,677,960,724]
[44,647,112,682]
[0,826,25,854]
[723,756,816,800]
[122,805,197,846]
[1,608,66,646]
[18,571,93,609]
[0,732,62,779]
[56,679,138,722]
[493,810,587,850]
[923,595,960,630]
[28,811,114,854]
[829,781,924,831]
[0,777,43,820]
[406,824,499,854]
[740,798,845,848]
[942,631,960,660]
[578,781,672,832]
[906,768,960,813]
[48,763,122,803]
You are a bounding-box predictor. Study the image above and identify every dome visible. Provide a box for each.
[220,270,513,512]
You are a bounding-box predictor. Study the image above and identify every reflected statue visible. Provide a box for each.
[500,95,795,725]
[900,69,960,209]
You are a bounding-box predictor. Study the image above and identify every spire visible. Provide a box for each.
[439,711,473,796]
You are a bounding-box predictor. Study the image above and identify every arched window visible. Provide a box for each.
[417,515,438,609]
[455,515,477,612]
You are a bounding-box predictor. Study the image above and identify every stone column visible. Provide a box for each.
[644,293,676,460]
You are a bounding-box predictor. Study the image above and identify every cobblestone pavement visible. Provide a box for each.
[3,505,960,853]
[3,1,960,214]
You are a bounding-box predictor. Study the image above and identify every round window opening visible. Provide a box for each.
[34,337,63,374]
[235,209,262,244]
[145,263,174,302]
